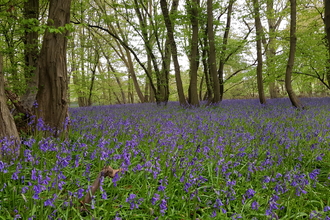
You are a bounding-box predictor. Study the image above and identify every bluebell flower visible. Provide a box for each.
[159,199,167,214]
[309,169,320,180]
[126,193,143,209]
[151,193,160,205]
[210,210,217,217]
[251,200,259,210]
[213,198,224,209]
[245,188,256,199]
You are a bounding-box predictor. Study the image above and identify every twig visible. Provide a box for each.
[80,166,122,209]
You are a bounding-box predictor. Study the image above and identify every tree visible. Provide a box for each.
[218,0,235,101]
[21,0,39,111]
[0,53,20,158]
[161,0,187,106]
[36,0,72,136]
[253,0,266,104]
[285,0,302,108]
[324,0,330,86]
[207,0,221,103]
[187,0,200,106]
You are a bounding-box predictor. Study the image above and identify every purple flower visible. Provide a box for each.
[157,185,166,192]
[126,193,143,210]
[11,172,19,180]
[159,199,167,214]
[309,169,320,180]
[213,198,224,209]
[151,193,160,205]
[324,206,330,212]
[210,210,217,217]
[44,194,57,207]
[77,188,84,199]
[310,210,322,219]
[0,161,7,173]
[251,200,259,210]
[245,188,256,199]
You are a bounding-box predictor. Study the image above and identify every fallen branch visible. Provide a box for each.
[80,166,122,211]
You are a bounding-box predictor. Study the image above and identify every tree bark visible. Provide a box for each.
[253,0,266,104]
[36,0,71,136]
[125,48,145,103]
[200,28,212,102]
[265,0,282,98]
[160,0,187,106]
[324,0,330,86]
[21,0,40,111]
[285,0,302,108]
[207,0,220,103]
[218,0,235,101]
[0,53,20,159]
[187,0,200,106]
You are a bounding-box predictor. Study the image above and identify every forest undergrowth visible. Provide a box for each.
[1,97,330,220]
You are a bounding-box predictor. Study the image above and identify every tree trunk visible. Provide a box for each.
[0,53,20,159]
[187,0,200,106]
[87,58,98,107]
[125,48,145,103]
[36,0,71,136]
[324,0,330,86]
[253,0,266,104]
[265,0,280,98]
[200,28,212,102]
[160,0,187,106]
[21,0,39,111]
[207,0,220,103]
[285,0,302,108]
[218,0,235,101]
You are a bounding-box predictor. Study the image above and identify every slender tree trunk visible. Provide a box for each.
[125,49,145,102]
[160,38,171,105]
[207,0,220,103]
[0,53,20,159]
[265,0,280,98]
[187,0,200,106]
[107,62,126,104]
[21,0,39,111]
[285,0,302,108]
[218,0,235,101]
[200,30,212,102]
[36,0,71,136]
[324,0,330,86]
[253,0,266,104]
[87,58,98,106]
[199,75,204,100]
[160,0,187,106]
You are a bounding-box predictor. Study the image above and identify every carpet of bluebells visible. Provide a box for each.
[1,98,330,219]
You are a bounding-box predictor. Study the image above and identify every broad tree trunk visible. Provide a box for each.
[187,0,200,106]
[160,0,187,106]
[253,0,266,104]
[0,53,20,158]
[207,0,220,103]
[36,0,71,136]
[285,0,302,108]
